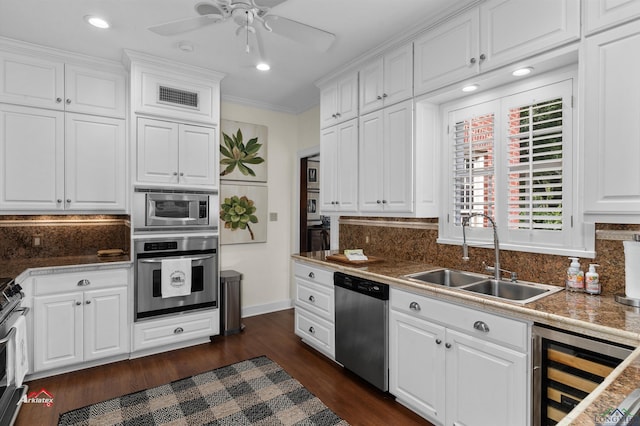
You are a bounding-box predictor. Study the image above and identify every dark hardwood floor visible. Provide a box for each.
[17,309,432,426]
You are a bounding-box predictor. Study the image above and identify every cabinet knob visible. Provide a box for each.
[57,199,62,203]
[66,98,71,104]
[382,93,388,98]
[308,272,315,279]
[409,301,421,311]
[435,339,442,345]
[376,95,382,100]
[382,200,387,204]
[173,172,178,176]
[56,97,63,103]
[179,172,184,176]
[77,279,90,286]
[308,326,315,334]
[308,295,315,303]
[445,342,452,349]
[335,112,341,118]
[174,327,184,334]
[332,114,337,118]
[479,53,486,61]
[470,57,476,64]
[66,199,71,203]
[75,301,81,306]
[85,300,91,305]
[376,200,381,204]
[473,320,490,332]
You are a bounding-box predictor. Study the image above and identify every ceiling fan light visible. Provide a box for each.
[256,62,270,71]
[85,15,110,29]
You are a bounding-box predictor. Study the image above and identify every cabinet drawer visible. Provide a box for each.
[295,308,335,358]
[294,262,334,287]
[296,279,334,320]
[133,310,219,352]
[391,288,529,351]
[34,268,129,295]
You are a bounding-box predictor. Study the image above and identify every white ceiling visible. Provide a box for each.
[0,0,474,113]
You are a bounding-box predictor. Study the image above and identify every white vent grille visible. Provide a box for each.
[158,85,198,109]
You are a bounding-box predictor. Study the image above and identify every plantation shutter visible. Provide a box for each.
[451,109,496,227]
[506,97,564,231]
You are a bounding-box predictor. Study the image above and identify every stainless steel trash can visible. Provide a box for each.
[220,270,243,335]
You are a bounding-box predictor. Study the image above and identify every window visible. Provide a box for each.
[440,76,589,256]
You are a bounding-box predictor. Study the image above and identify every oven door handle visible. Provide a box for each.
[139,255,215,264]
[0,307,29,344]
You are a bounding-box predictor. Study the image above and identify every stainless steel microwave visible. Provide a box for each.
[133,189,217,232]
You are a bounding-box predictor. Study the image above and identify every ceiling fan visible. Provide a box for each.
[148,0,336,54]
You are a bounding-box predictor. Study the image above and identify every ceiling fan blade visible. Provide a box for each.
[253,0,288,9]
[263,15,335,52]
[148,15,223,36]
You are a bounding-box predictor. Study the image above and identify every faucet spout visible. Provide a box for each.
[461,213,501,281]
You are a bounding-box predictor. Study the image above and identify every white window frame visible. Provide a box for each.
[438,67,595,257]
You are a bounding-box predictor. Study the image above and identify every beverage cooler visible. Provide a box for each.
[532,325,633,425]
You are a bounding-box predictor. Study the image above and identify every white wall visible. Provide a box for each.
[220,101,319,317]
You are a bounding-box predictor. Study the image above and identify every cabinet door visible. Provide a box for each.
[65,114,126,211]
[389,310,445,424]
[178,124,217,187]
[34,292,84,372]
[0,51,64,110]
[414,10,478,95]
[359,57,384,115]
[583,21,640,218]
[584,0,640,35]
[335,119,358,212]
[336,72,358,123]
[319,126,338,212]
[84,287,129,362]
[0,104,64,210]
[383,100,414,212]
[359,110,384,212]
[319,83,338,129]
[479,0,579,71]
[446,329,528,426]
[136,117,179,185]
[383,43,413,107]
[65,65,126,118]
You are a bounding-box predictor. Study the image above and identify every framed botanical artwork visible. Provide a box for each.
[220,119,268,183]
[307,160,319,190]
[220,183,268,244]
[307,191,320,221]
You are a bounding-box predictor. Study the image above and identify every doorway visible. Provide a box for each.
[299,154,330,252]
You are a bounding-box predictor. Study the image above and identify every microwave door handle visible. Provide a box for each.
[139,255,215,264]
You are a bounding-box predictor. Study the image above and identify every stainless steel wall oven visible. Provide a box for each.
[134,235,218,321]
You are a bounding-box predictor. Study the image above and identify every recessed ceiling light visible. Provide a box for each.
[462,84,479,92]
[256,62,270,71]
[177,41,194,53]
[512,67,533,77]
[85,15,110,29]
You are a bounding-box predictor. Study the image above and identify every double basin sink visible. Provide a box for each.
[405,269,563,304]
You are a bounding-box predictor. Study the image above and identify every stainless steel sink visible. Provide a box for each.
[405,269,485,287]
[461,279,563,304]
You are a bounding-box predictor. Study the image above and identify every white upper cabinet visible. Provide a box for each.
[583,20,640,222]
[137,117,217,189]
[584,0,640,35]
[0,51,126,118]
[319,72,358,129]
[359,43,413,115]
[414,0,580,95]
[320,119,358,213]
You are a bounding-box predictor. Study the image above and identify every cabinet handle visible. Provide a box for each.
[179,172,184,176]
[445,342,452,349]
[335,112,341,118]
[77,279,90,286]
[66,199,71,203]
[332,113,337,118]
[308,272,315,279]
[174,327,184,334]
[173,172,178,176]
[308,295,315,303]
[435,339,442,345]
[473,320,490,332]
[376,95,382,100]
[382,93,388,98]
[470,57,476,64]
[308,326,315,334]
[56,97,62,103]
[376,200,381,204]
[57,199,62,203]
[409,301,421,311]
[66,98,71,104]
[382,200,387,204]
[75,301,81,306]
[85,300,91,305]
[479,53,486,62]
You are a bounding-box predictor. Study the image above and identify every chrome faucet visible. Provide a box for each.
[462,213,501,281]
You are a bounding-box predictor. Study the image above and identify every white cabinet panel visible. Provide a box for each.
[178,124,217,186]
[584,0,640,35]
[83,287,129,362]
[0,52,64,110]
[319,72,358,129]
[65,65,126,118]
[320,119,358,213]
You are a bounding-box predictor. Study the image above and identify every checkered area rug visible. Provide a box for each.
[58,356,349,426]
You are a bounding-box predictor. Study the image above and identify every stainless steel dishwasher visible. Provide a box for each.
[334,272,389,391]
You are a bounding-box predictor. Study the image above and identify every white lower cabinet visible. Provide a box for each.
[32,269,129,372]
[389,288,530,426]
[293,261,336,359]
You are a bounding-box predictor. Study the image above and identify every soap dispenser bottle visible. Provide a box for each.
[585,264,601,295]
[566,257,584,292]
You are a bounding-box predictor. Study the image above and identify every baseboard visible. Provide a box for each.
[242,299,293,318]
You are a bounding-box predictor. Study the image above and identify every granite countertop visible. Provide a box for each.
[292,250,640,425]
[0,254,131,283]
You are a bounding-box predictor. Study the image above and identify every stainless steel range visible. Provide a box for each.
[0,277,28,425]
